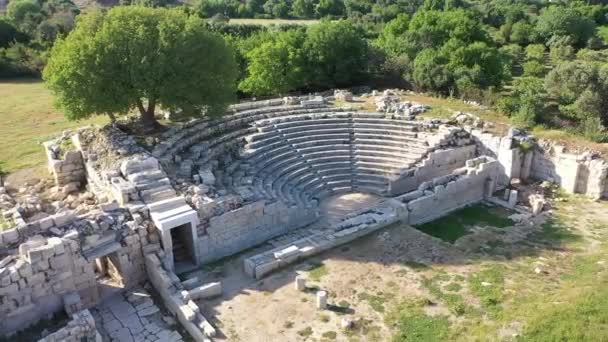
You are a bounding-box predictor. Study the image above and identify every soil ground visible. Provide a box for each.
[181,190,608,341]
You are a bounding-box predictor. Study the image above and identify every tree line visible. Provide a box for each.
[2,0,608,139]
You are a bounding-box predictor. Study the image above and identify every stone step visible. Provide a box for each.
[353,123,416,132]
[316,167,352,176]
[354,142,427,154]
[321,173,352,182]
[134,178,172,191]
[249,144,292,163]
[352,149,419,160]
[296,144,350,154]
[353,161,401,175]
[128,170,166,184]
[291,138,351,149]
[301,150,351,160]
[284,133,351,144]
[144,188,178,204]
[277,123,353,134]
[353,138,426,150]
[352,183,388,195]
[353,127,417,137]
[256,150,298,170]
[306,155,351,165]
[274,118,350,129]
[141,185,175,201]
[282,128,352,140]
[353,118,418,127]
[353,178,387,187]
[353,155,412,166]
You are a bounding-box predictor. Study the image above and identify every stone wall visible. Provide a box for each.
[37,309,99,342]
[144,248,215,342]
[530,143,608,199]
[388,144,477,196]
[0,217,150,334]
[244,199,407,279]
[197,199,318,263]
[469,128,531,189]
[43,137,86,188]
[396,156,500,225]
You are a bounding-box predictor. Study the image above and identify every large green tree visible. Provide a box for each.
[303,20,368,88]
[239,29,307,95]
[535,6,596,48]
[43,6,237,130]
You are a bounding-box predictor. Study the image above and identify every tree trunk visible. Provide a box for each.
[107,112,116,124]
[137,99,159,132]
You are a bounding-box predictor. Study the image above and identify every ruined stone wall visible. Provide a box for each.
[197,199,318,263]
[388,144,477,196]
[0,219,150,335]
[469,129,532,189]
[144,248,215,342]
[530,143,608,199]
[37,309,99,342]
[397,156,500,225]
[43,137,86,188]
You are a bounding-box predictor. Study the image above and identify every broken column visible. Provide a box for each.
[295,276,306,291]
[187,282,222,300]
[508,190,518,208]
[529,194,546,215]
[316,291,327,310]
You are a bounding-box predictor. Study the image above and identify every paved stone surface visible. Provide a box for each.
[93,288,183,342]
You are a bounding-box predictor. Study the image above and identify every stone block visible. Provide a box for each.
[316,290,327,309]
[1,228,19,244]
[188,282,222,300]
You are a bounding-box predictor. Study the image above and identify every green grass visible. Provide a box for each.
[415,204,514,243]
[0,79,108,173]
[0,213,15,231]
[529,219,581,247]
[385,300,451,342]
[297,326,313,338]
[321,331,337,340]
[308,262,329,282]
[421,276,470,316]
[467,265,505,316]
[357,291,394,313]
[444,282,462,292]
[520,286,608,341]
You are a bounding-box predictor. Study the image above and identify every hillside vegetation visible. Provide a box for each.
[0,0,607,173]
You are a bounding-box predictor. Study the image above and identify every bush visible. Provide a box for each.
[525,44,546,61]
[523,60,545,77]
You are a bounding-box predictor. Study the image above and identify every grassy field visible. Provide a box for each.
[0,79,107,174]
[226,18,319,26]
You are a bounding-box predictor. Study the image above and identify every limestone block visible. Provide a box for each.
[1,228,19,244]
[0,283,18,296]
[508,190,518,208]
[53,211,76,228]
[295,276,306,291]
[316,291,327,309]
[188,282,222,300]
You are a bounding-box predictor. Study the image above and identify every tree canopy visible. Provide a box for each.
[43,6,237,130]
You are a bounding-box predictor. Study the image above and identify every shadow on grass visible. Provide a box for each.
[414,204,515,244]
[327,304,355,315]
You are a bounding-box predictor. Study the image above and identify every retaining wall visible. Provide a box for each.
[198,199,318,263]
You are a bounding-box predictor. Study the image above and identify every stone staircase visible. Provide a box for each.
[238,111,433,205]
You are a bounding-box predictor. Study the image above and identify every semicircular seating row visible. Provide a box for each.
[151,102,434,211]
[235,111,432,208]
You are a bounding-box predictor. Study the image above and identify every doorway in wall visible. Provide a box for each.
[92,253,124,287]
[170,223,196,271]
[92,252,126,301]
